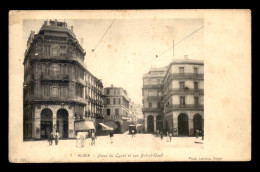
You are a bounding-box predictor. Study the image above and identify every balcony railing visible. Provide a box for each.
[142,84,163,89]
[105,115,123,120]
[76,77,86,86]
[40,74,70,82]
[27,95,88,105]
[142,108,162,113]
[145,96,163,101]
[167,73,204,80]
[164,88,204,96]
[164,104,204,112]
[30,54,87,70]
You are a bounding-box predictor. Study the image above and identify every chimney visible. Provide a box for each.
[80,38,84,46]
[71,26,73,32]
[111,84,113,87]
[44,21,47,26]
[30,31,35,37]
[184,55,188,59]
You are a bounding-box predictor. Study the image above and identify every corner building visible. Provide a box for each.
[142,57,204,136]
[142,67,167,133]
[103,85,130,133]
[23,20,103,140]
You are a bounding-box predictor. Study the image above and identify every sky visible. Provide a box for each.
[23,18,204,105]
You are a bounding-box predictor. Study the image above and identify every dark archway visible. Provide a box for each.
[114,121,121,133]
[57,109,69,138]
[156,115,163,132]
[178,113,189,136]
[147,115,154,133]
[193,114,202,136]
[40,108,53,139]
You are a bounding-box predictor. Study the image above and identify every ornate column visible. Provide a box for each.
[154,116,157,132]
[144,115,147,133]
[33,105,41,139]
[68,108,75,138]
[189,114,194,136]
[173,113,178,136]
[52,107,57,132]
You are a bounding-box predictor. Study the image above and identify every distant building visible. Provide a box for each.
[103,85,130,133]
[142,56,204,136]
[142,66,167,133]
[23,20,104,140]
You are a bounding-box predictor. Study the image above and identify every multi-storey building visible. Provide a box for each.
[103,85,130,133]
[23,20,104,140]
[142,67,167,133]
[142,56,204,136]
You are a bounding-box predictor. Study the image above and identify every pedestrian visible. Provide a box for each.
[55,131,59,146]
[47,130,51,146]
[91,132,96,146]
[201,130,204,140]
[50,131,54,146]
[76,132,80,147]
[160,131,163,140]
[166,132,169,142]
[110,131,113,144]
[80,132,85,147]
[169,132,172,142]
[196,129,199,138]
[132,129,135,138]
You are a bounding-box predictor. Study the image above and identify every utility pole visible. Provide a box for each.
[173,40,174,59]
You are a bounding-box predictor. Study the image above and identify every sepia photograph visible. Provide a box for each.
[9,10,251,162]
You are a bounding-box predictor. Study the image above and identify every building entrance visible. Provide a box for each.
[114,121,121,133]
[193,114,202,136]
[40,108,53,139]
[178,113,189,136]
[147,115,154,133]
[57,109,69,138]
[156,115,163,132]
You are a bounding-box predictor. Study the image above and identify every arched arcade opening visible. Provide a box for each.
[147,115,154,133]
[56,109,69,139]
[40,108,53,139]
[178,113,189,136]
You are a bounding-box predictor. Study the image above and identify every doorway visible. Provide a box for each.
[178,113,189,136]
[40,108,53,139]
[57,109,69,138]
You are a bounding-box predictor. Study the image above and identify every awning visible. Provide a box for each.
[99,123,113,131]
[75,121,95,131]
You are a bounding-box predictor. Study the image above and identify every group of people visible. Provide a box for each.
[76,130,97,148]
[48,130,60,146]
[196,129,204,140]
[159,131,173,142]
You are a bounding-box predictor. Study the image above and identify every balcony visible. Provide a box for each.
[164,88,204,97]
[142,84,163,89]
[164,104,204,112]
[145,96,163,101]
[105,115,123,120]
[142,108,162,113]
[30,54,87,70]
[167,73,204,80]
[76,77,86,86]
[27,95,88,105]
[40,74,70,83]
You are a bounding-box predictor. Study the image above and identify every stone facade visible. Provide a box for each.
[23,20,104,140]
[142,57,204,136]
[142,67,167,133]
[103,85,130,133]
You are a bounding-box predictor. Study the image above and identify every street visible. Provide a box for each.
[22,132,204,151]
[12,132,204,162]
